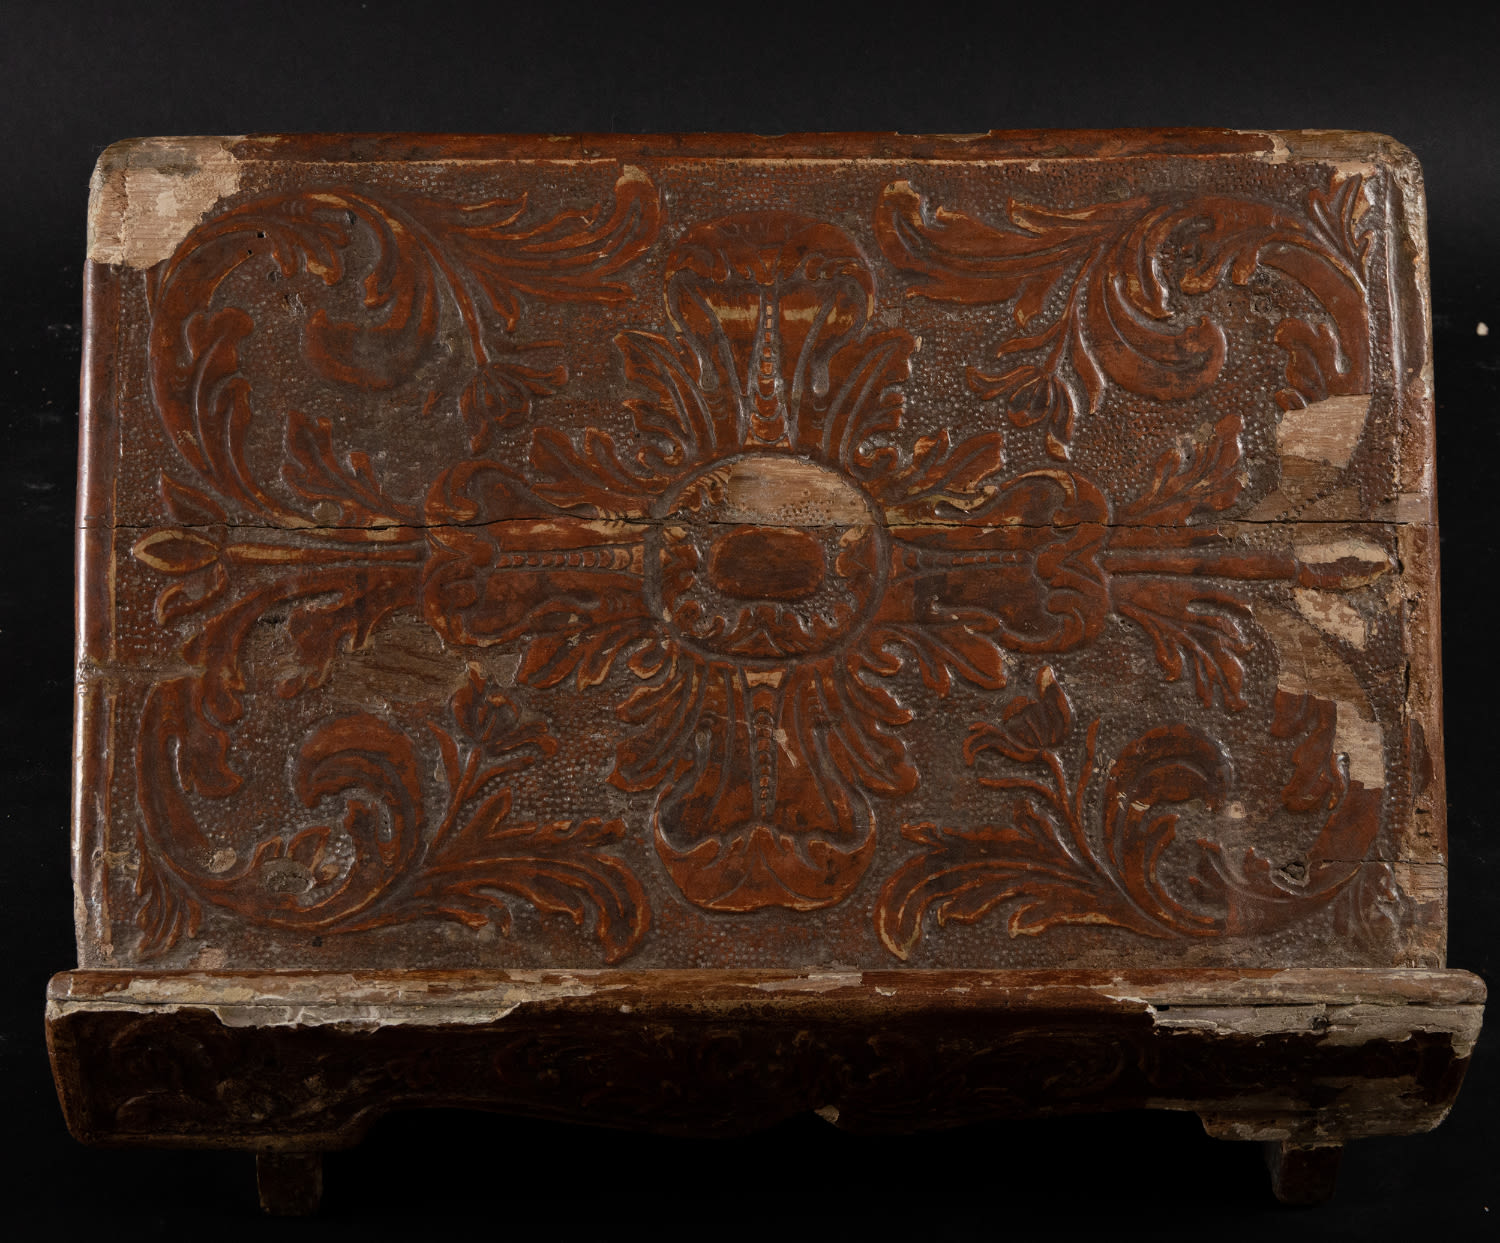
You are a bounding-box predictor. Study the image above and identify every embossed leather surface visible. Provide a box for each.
[76,132,1443,971]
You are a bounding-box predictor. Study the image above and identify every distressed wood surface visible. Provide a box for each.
[54,130,1480,1209]
[72,130,1446,973]
[49,963,1484,1207]
[46,967,1482,1146]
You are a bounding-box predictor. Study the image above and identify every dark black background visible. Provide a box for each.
[2,2,1495,1234]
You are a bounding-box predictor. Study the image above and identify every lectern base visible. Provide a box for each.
[47,967,1483,1213]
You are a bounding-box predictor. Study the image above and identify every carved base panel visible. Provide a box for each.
[47,967,1482,1208]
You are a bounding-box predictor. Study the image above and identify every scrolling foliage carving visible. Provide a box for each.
[875,175,1372,456]
[875,669,1399,958]
[131,169,662,962]
[120,157,1408,965]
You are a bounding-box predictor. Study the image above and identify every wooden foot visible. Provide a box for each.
[255,1151,323,1216]
[1263,1140,1342,1205]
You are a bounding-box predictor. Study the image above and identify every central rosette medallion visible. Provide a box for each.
[422,208,1110,914]
[656,454,886,661]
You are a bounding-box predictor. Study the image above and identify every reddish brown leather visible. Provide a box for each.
[74,131,1443,973]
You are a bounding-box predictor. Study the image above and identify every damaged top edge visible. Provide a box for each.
[1141,1000,1482,1057]
[47,967,1487,1010]
[222,128,1417,163]
[84,130,1423,273]
[44,991,1483,1057]
[1249,129,1424,179]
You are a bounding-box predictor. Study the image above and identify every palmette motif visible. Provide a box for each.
[122,161,1412,964]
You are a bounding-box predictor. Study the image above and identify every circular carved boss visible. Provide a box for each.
[652,453,888,662]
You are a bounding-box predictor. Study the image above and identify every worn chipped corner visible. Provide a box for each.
[87,136,246,270]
